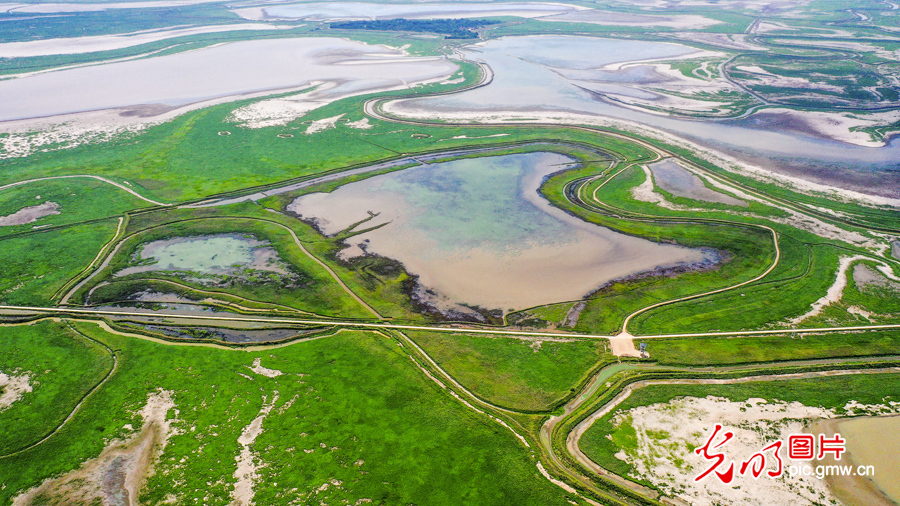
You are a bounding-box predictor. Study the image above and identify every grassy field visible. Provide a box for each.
[0,320,114,455]
[0,220,119,306]
[0,321,577,506]
[0,178,153,238]
[647,330,900,366]
[579,372,900,479]
[406,331,613,411]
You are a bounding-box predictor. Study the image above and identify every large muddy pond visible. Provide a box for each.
[116,234,287,277]
[288,152,715,313]
[0,37,456,122]
[386,35,900,195]
[835,415,900,503]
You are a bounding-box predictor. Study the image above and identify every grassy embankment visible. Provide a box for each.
[69,210,374,319]
[404,330,614,412]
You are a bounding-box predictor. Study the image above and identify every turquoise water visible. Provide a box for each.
[117,234,285,277]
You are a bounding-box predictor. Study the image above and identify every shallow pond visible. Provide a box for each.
[649,160,746,206]
[289,151,715,313]
[116,234,287,277]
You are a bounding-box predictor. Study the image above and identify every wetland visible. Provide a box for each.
[289,151,715,313]
[385,35,900,196]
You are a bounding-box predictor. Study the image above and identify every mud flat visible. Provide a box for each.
[12,389,176,506]
[649,160,746,206]
[892,241,900,261]
[289,151,713,313]
[0,37,456,123]
[234,1,583,21]
[808,415,900,506]
[1,0,223,13]
[604,396,837,506]
[0,370,32,411]
[538,10,720,29]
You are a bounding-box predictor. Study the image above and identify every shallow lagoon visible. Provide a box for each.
[834,415,900,503]
[239,2,580,21]
[388,35,900,192]
[289,152,714,312]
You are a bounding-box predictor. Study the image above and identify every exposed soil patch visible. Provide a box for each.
[0,370,32,411]
[853,264,900,292]
[612,396,835,506]
[231,391,279,506]
[13,389,177,506]
[0,201,60,227]
[247,357,283,378]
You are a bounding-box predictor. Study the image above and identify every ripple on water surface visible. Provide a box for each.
[289,152,717,313]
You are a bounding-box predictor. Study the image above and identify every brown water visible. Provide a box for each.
[289,151,715,313]
[835,415,900,503]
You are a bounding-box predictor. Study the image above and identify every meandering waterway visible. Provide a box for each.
[386,35,900,197]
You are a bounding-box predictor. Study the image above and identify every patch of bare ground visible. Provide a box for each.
[609,396,898,506]
[0,202,60,227]
[231,391,278,506]
[13,389,177,506]
[854,264,900,292]
[246,357,283,378]
[0,370,32,411]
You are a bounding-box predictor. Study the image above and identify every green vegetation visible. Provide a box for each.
[0,4,241,43]
[0,321,114,455]
[0,322,575,506]
[0,220,118,306]
[406,331,613,411]
[648,330,900,366]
